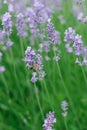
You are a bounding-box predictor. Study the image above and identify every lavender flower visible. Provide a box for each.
[2,12,12,36]
[76,46,87,66]
[25,46,45,83]
[3,40,13,50]
[73,34,83,56]
[64,27,75,53]
[43,111,56,130]
[0,30,7,44]
[47,19,61,45]
[25,7,37,34]
[0,52,2,61]
[0,66,5,73]
[53,55,60,62]
[38,41,50,53]
[47,20,57,44]
[77,12,84,21]
[25,1,51,37]
[4,0,26,13]
[61,101,68,117]
[31,72,38,83]
[16,13,27,37]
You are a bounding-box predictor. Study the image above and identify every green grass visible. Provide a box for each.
[0,1,87,130]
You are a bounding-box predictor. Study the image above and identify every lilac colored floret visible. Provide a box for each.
[64,27,76,53]
[2,12,12,36]
[16,13,27,37]
[43,111,56,130]
[64,27,75,43]
[73,34,83,56]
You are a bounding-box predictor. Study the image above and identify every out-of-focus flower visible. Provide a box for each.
[61,101,68,117]
[2,12,12,36]
[76,46,87,66]
[0,66,6,73]
[16,13,28,37]
[53,55,60,62]
[43,111,56,130]
[73,34,83,56]
[3,40,13,50]
[0,52,3,61]
[38,41,50,53]
[64,27,76,53]
[77,12,84,21]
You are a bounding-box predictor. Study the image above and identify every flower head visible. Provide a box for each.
[2,12,12,36]
[43,111,56,130]
[61,100,68,117]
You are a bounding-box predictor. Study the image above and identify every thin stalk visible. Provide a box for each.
[34,83,44,120]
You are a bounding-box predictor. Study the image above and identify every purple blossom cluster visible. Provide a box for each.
[77,12,87,23]
[43,111,56,130]
[16,13,27,37]
[0,29,13,51]
[47,19,61,45]
[4,0,26,14]
[64,27,87,66]
[64,27,76,53]
[25,46,46,83]
[2,12,12,36]
[25,0,51,37]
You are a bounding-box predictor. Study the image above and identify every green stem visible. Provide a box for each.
[34,83,44,120]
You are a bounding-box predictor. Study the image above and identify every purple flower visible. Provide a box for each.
[0,52,2,61]
[47,19,61,45]
[4,0,26,14]
[43,111,56,130]
[25,46,36,69]
[76,46,87,66]
[3,40,13,50]
[0,30,7,44]
[64,27,75,53]
[77,12,83,21]
[0,66,5,73]
[25,7,37,34]
[53,55,60,62]
[2,12,12,36]
[25,46,45,83]
[39,41,50,53]
[45,56,50,61]
[73,34,83,56]
[61,101,68,117]
[16,13,27,37]
[31,72,38,83]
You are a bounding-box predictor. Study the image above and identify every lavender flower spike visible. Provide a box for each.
[73,34,83,56]
[25,46,45,83]
[16,13,27,37]
[61,100,68,117]
[47,19,61,45]
[2,12,12,36]
[64,27,75,53]
[43,111,56,130]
